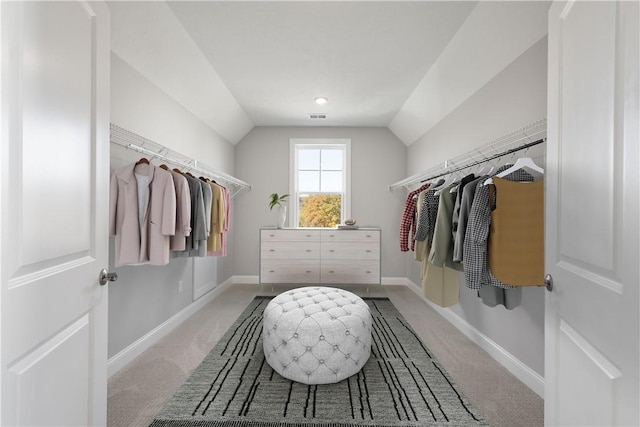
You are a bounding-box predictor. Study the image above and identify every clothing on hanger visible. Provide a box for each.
[488,177,544,286]
[399,182,431,252]
[462,166,537,310]
[484,157,543,185]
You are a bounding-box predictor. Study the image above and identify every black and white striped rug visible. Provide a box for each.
[150,297,487,427]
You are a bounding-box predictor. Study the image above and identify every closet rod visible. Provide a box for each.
[389,118,546,191]
[417,137,545,183]
[110,124,251,198]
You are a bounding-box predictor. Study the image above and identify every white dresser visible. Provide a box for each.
[260,228,381,285]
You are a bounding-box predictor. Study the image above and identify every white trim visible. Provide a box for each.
[289,138,351,227]
[193,280,216,300]
[232,275,260,285]
[107,277,235,378]
[381,277,409,286]
[393,279,545,398]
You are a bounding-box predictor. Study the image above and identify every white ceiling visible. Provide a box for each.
[109,1,550,146]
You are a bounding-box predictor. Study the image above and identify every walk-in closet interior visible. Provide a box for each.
[1,1,638,426]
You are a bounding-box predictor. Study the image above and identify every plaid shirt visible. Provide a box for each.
[463,169,534,290]
[414,188,440,249]
[399,183,431,251]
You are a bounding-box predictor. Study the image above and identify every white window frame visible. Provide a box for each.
[289,138,351,228]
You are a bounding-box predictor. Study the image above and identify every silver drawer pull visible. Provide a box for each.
[269,249,275,252]
[269,270,275,273]
[366,235,372,238]
[365,250,372,253]
[329,270,335,273]
[306,234,312,237]
[366,271,372,274]
[270,234,275,237]
[329,249,335,252]
[306,249,311,252]
[329,234,335,238]
[306,270,312,273]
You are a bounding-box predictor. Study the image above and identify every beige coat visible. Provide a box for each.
[109,163,176,267]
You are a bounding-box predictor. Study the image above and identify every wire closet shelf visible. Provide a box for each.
[110,124,251,198]
[388,118,547,192]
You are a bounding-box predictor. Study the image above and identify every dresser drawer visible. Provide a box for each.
[321,230,380,243]
[260,260,320,284]
[261,229,320,242]
[261,241,320,259]
[320,260,380,284]
[321,242,380,260]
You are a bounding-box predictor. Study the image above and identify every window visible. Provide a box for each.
[290,138,351,228]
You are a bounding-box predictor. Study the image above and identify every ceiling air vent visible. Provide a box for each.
[308,113,327,119]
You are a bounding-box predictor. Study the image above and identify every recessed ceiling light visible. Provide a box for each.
[314,97,328,105]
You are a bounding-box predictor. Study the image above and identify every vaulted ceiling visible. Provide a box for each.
[109,1,549,146]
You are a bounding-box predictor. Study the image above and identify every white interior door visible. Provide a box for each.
[0,1,111,425]
[545,1,639,426]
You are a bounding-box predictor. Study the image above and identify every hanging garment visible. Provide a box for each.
[196,180,213,257]
[207,182,226,253]
[463,167,534,290]
[462,167,534,309]
[428,183,463,272]
[399,182,431,252]
[209,185,230,257]
[109,162,176,267]
[168,169,192,251]
[478,286,522,310]
[173,174,207,258]
[414,190,429,263]
[452,175,486,263]
[451,173,476,243]
[413,183,441,245]
[422,262,459,307]
[488,177,544,286]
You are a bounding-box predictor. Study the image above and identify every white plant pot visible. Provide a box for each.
[277,205,287,228]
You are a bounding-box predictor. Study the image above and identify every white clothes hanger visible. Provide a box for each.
[427,177,447,192]
[484,157,544,185]
[476,164,495,176]
[433,174,458,195]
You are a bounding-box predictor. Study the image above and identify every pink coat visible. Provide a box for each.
[109,163,176,267]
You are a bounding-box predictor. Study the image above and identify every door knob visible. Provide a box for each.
[544,274,553,292]
[99,268,118,286]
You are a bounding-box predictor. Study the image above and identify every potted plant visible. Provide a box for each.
[269,193,289,228]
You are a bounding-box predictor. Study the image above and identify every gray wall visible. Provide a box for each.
[405,38,548,376]
[233,127,407,279]
[107,36,547,382]
[108,53,237,358]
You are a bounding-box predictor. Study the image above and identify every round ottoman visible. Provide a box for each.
[262,286,372,385]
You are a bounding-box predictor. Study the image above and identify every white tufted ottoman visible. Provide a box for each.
[262,286,372,385]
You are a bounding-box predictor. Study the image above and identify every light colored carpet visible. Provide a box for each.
[150,296,487,426]
[108,284,543,427]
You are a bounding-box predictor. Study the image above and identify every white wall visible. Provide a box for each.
[405,38,548,378]
[108,53,237,358]
[234,127,407,280]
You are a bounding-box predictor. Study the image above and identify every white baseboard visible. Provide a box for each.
[232,275,260,284]
[107,277,234,378]
[232,276,407,287]
[193,280,216,300]
[381,276,408,286]
[398,279,545,398]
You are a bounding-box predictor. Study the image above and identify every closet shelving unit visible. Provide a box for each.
[110,124,251,198]
[389,118,547,192]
